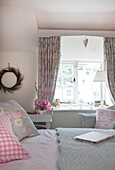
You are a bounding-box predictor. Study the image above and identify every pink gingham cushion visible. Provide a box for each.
[0,115,30,163]
[95,109,115,129]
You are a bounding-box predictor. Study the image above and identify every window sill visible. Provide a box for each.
[53,104,108,111]
[53,106,94,111]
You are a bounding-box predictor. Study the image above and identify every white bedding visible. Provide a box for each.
[0,129,59,170]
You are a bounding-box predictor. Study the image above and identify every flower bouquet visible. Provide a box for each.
[35,99,52,111]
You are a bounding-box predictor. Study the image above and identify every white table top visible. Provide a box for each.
[29,113,53,123]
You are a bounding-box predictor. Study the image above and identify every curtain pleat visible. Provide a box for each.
[104,37,115,102]
[38,36,60,103]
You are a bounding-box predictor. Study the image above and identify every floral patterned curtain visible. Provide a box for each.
[104,37,115,102]
[38,36,60,103]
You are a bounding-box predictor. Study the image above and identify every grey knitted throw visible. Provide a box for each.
[56,128,115,170]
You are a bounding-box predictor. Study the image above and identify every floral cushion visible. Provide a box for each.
[0,100,39,141]
[95,109,115,129]
[0,115,30,163]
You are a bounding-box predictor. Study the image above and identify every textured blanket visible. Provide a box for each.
[56,128,115,170]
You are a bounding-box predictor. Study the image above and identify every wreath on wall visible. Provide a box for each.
[0,63,24,93]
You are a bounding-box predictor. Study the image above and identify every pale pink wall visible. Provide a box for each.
[0,6,38,110]
[0,6,37,52]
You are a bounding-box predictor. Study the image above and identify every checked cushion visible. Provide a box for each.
[0,115,30,163]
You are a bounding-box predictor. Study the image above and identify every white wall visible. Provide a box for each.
[0,6,37,52]
[0,6,38,110]
[0,52,37,110]
[61,36,103,61]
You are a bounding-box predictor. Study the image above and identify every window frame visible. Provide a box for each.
[55,60,103,105]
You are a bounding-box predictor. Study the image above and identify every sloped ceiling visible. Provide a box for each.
[0,0,115,31]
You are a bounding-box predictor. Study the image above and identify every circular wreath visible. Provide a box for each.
[0,66,24,93]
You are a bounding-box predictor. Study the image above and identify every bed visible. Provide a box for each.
[0,128,115,170]
[0,100,115,170]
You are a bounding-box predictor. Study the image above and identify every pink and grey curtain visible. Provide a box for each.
[38,36,60,103]
[104,37,115,102]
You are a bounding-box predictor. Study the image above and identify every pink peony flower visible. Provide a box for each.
[35,99,52,110]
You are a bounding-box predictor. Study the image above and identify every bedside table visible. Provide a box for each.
[27,110,53,129]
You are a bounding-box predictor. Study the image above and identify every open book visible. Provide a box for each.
[74,131,114,143]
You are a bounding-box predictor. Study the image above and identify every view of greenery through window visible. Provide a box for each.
[54,61,112,107]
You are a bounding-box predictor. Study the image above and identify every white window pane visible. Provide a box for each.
[54,87,62,100]
[54,62,75,102]
[63,88,74,100]
[78,62,101,104]
[63,77,74,86]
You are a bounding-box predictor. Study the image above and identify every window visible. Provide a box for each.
[54,36,112,107]
[54,61,102,105]
[54,62,76,103]
[55,61,100,103]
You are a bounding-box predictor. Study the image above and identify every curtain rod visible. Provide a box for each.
[38,29,115,37]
